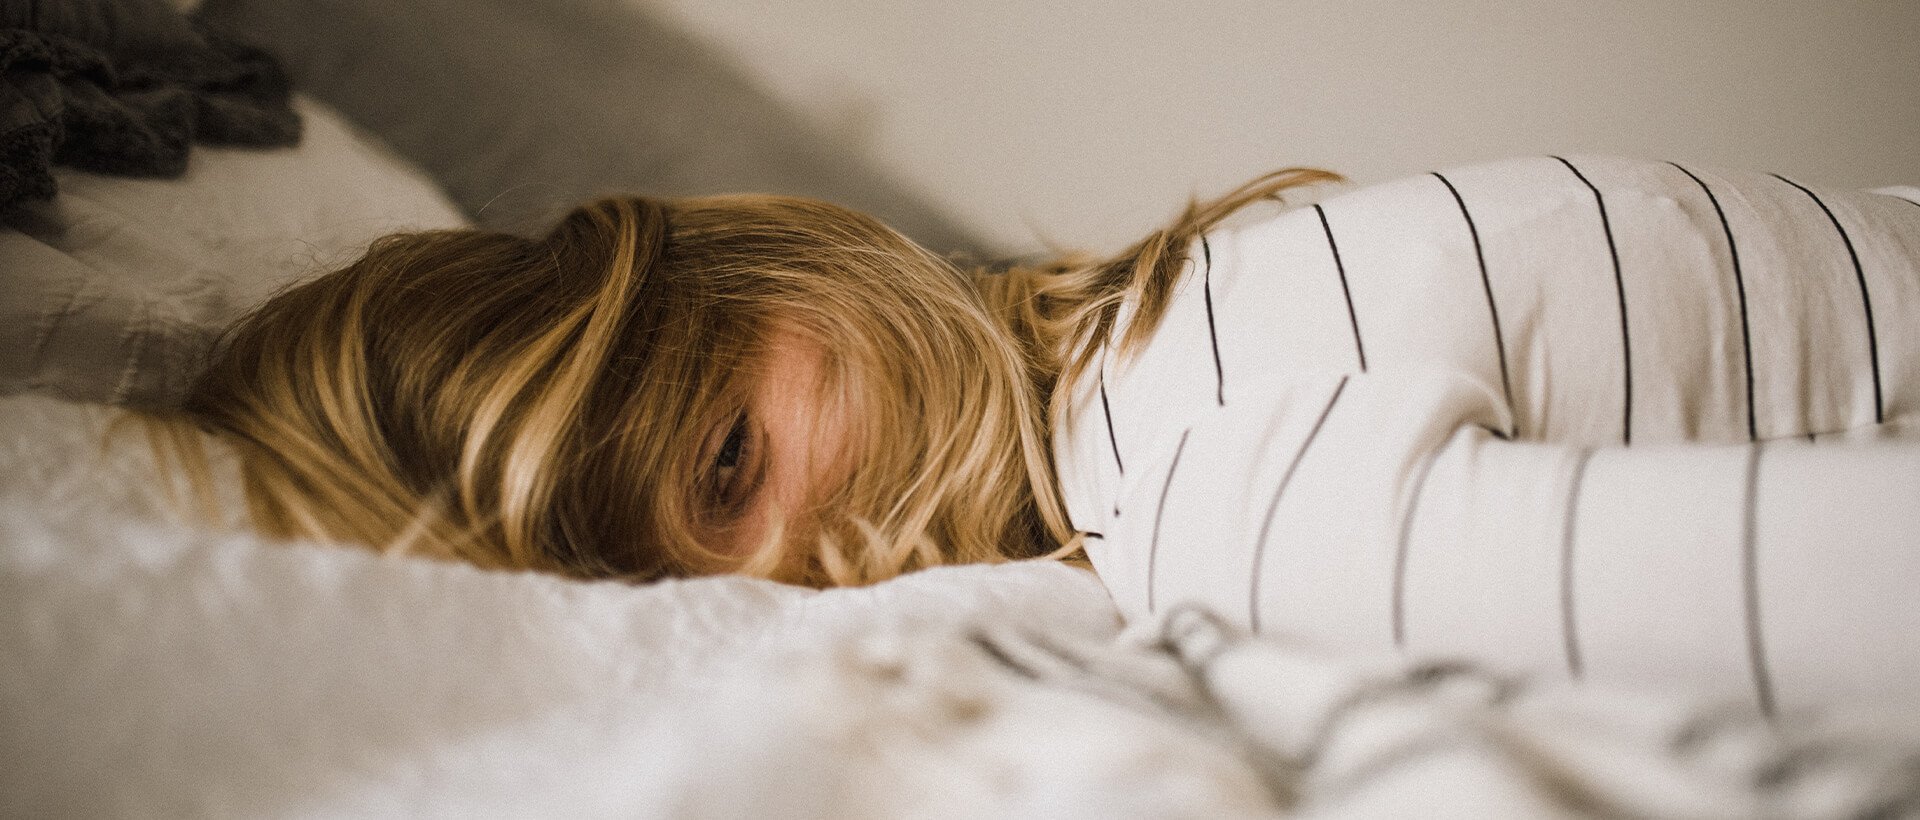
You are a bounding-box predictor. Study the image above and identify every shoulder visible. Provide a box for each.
[1210,155,1919,287]
[1242,155,1916,237]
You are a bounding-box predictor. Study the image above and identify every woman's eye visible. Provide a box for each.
[702,411,767,521]
[715,415,748,473]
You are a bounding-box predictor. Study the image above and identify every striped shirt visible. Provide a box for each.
[1056,156,1920,711]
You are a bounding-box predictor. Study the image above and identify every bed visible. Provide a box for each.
[5,1,1919,816]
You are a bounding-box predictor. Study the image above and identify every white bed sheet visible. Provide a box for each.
[6,395,1919,818]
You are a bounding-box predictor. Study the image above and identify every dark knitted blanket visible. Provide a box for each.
[1,0,299,209]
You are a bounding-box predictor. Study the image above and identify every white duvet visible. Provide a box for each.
[5,395,1918,818]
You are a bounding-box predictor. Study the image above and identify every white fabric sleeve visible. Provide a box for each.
[1096,369,1920,713]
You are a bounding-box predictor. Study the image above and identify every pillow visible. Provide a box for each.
[195,0,992,257]
[0,95,468,407]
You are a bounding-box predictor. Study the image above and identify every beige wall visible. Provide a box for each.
[644,0,1920,253]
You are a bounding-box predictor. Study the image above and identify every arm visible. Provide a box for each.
[1094,370,1920,712]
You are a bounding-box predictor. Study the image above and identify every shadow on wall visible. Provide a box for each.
[197,0,990,257]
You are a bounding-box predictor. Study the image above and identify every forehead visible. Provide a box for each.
[752,325,846,429]
[757,329,826,393]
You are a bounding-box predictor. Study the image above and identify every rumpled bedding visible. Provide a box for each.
[3,395,1917,818]
[0,0,298,210]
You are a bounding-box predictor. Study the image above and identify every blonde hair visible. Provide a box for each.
[151,169,1338,586]
[977,168,1343,414]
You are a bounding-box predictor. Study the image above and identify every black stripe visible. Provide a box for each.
[1080,531,1105,540]
[1201,238,1226,406]
[1098,351,1124,476]
[1248,376,1349,631]
[1390,449,1444,648]
[1880,191,1920,209]
[1742,443,1776,716]
[1314,204,1369,373]
[1145,428,1193,614]
[1669,163,1758,442]
[1560,448,1596,680]
[1556,157,1634,445]
[1773,174,1884,425]
[1432,173,1511,435]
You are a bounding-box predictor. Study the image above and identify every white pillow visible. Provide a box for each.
[0,95,469,407]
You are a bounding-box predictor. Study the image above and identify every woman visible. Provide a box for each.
[156,158,1920,707]
[153,170,1326,587]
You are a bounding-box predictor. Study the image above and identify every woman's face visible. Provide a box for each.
[699,326,853,560]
